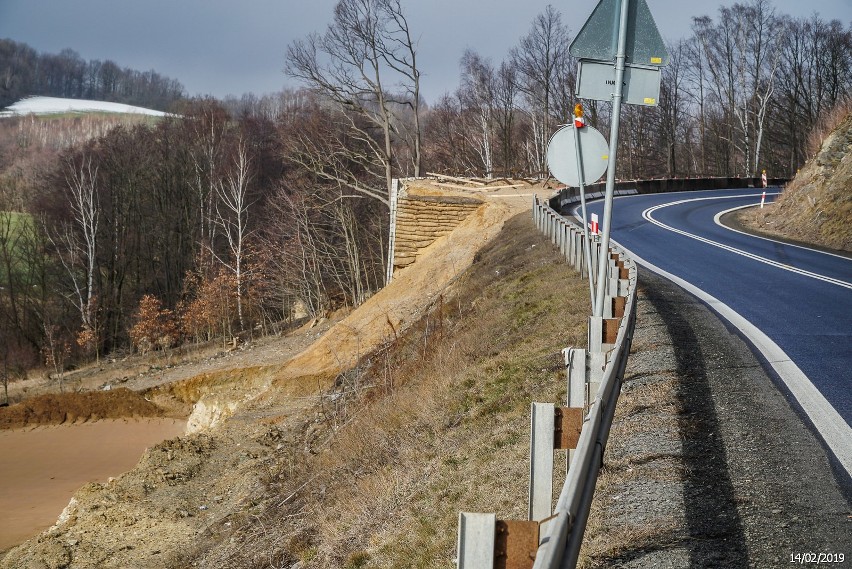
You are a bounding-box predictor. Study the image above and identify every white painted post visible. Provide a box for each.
[564,349,586,409]
[575,231,584,273]
[602,296,613,318]
[457,512,496,569]
[385,178,400,285]
[564,347,587,471]
[607,258,618,297]
[529,402,555,521]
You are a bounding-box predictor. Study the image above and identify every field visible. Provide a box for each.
[0,96,168,118]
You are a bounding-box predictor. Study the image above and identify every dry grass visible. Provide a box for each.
[580,516,684,569]
[187,213,591,568]
[806,96,852,159]
[578,338,688,568]
[739,101,852,252]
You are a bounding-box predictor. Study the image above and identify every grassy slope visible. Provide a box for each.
[193,212,590,568]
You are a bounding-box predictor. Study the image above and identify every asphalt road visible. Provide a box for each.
[578,188,852,478]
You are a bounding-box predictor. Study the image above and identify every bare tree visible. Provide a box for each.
[378,0,423,177]
[211,140,253,331]
[422,94,470,174]
[459,50,497,178]
[775,15,852,168]
[286,0,421,206]
[659,40,688,176]
[50,155,98,333]
[693,0,784,175]
[684,31,711,174]
[186,99,229,272]
[494,61,518,175]
[511,5,571,176]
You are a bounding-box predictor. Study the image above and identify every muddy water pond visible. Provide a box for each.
[0,418,186,552]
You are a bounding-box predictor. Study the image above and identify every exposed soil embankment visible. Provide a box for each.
[739,110,852,252]
[1,182,551,568]
[0,388,164,429]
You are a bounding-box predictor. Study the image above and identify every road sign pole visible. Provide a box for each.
[593,0,630,318]
[572,122,597,313]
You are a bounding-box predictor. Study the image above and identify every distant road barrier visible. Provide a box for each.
[550,176,789,211]
[456,195,638,569]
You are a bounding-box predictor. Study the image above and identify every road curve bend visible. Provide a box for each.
[578,188,852,480]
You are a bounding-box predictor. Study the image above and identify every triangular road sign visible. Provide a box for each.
[569,0,669,66]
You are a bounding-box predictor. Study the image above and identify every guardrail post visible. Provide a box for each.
[568,227,576,269]
[550,212,557,243]
[529,402,555,521]
[457,512,496,569]
[572,228,580,270]
[563,347,586,469]
[616,256,631,297]
[576,231,584,274]
[457,513,540,569]
[564,348,585,409]
[587,315,617,397]
[530,400,585,515]
[607,257,619,297]
[557,220,564,253]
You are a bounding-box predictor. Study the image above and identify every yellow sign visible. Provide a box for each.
[644,98,656,105]
[650,57,662,64]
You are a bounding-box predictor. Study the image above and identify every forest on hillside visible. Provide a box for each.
[0,38,185,111]
[0,0,850,388]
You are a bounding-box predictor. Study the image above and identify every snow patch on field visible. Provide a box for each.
[0,96,168,117]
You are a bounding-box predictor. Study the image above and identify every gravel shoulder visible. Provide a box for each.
[583,268,852,567]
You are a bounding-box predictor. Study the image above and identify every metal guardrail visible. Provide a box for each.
[456,195,638,569]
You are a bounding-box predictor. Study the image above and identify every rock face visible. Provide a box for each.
[743,109,852,252]
[392,185,483,271]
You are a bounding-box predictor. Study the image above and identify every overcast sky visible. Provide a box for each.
[1,0,849,105]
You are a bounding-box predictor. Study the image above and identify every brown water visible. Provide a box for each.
[0,418,186,552]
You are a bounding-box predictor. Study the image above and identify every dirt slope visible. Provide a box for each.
[0,181,549,568]
[740,109,852,252]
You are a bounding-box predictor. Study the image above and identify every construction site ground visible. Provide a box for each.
[0,178,549,565]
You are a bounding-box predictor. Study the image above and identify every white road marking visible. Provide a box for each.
[618,193,852,476]
[714,204,852,261]
[642,195,852,290]
[616,241,852,478]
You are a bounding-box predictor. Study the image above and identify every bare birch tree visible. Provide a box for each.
[51,155,98,333]
[187,100,228,272]
[459,50,496,178]
[211,140,252,331]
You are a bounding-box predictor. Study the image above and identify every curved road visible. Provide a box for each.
[578,188,852,477]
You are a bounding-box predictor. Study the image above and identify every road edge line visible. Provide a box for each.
[616,242,852,480]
